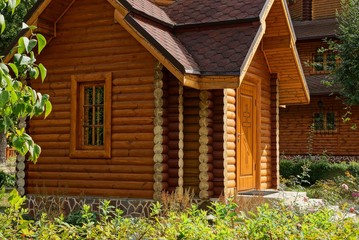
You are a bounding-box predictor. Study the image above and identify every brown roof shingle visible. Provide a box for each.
[165,0,265,24]
[306,75,338,95]
[293,18,338,40]
[122,0,262,75]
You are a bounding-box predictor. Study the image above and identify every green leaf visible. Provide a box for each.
[44,100,52,119]
[22,22,37,31]
[28,39,37,53]
[0,63,9,74]
[18,37,30,54]
[32,144,41,163]
[36,34,46,54]
[38,63,47,82]
[8,63,18,78]
[0,91,10,108]
[29,67,39,79]
[0,14,5,34]
[8,0,17,14]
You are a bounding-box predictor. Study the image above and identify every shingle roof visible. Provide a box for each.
[121,0,263,75]
[165,0,265,25]
[293,18,338,41]
[121,0,175,25]
[306,75,338,95]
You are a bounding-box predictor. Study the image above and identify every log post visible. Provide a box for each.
[223,89,236,198]
[16,118,26,196]
[198,90,212,199]
[153,62,164,200]
[178,84,184,195]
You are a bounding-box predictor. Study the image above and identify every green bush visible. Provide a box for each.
[0,172,15,188]
[280,157,359,185]
[0,189,358,239]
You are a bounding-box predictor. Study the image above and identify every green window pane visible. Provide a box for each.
[326,112,336,130]
[314,113,324,130]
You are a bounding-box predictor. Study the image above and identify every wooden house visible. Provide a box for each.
[5,0,309,216]
[280,0,359,160]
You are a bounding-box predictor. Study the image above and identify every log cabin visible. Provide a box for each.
[4,0,309,216]
[281,0,359,161]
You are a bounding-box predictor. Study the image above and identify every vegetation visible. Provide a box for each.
[0,0,37,53]
[0,171,15,188]
[0,0,50,162]
[280,157,359,184]
[280,155,358,212]
[321,0,359,106]
[0,189,357,239]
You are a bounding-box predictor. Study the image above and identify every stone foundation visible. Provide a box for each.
[281,155,359,163]
[26,195,154,218]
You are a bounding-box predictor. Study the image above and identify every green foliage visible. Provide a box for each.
[0,0,50,162]
[280,158,359,185]
[308,171,359,207]
[320,0,359,106]
[0,171,15,188]
[0,0,36,53]
[0,190,358,239]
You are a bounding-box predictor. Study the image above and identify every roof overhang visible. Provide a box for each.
[247,0,310,105]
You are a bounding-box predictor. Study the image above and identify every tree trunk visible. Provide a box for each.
[0,133,6,164]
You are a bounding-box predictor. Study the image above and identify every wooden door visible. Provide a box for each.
[237,82,257,191]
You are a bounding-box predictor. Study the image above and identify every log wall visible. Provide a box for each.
[312,0,340,20]
[27,0,156,198]
[212,90,224,197]
[288,0,303,21]
[163,70,180,192]
[280,95,359,156]
[182,87,200,195]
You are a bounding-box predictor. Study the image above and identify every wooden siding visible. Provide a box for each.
[288,0,303,21]
[312,0,341,20]
[280,95,359,156]
[242,49,273,189]
[27,0,156,198]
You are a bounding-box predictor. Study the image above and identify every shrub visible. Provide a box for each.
[0,171,15,188]
[280,157,359,185]
[0,189,358,239]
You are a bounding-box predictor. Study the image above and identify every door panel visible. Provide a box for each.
[237,82,257,191]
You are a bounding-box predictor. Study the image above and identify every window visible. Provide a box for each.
[70,73,111,158]
[312,51,337,73]
[313,112,337,132]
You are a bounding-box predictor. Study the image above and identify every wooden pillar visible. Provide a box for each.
[153,62,166,200]
[198,90,214,199]
[223,89,236,197]
[178,85,184,195]
[16,118,26,196]
[270,75,280,188]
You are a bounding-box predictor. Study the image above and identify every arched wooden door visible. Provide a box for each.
[236,82,257,191]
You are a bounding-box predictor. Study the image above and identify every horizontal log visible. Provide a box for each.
[112,149,154,158]
[27,179,155,190]
[112,141,153,149]
[28,171,158,182]
[27,163,155,173]
[112,125,153,133]
[112,133,154,141]
[26,187,153,199]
